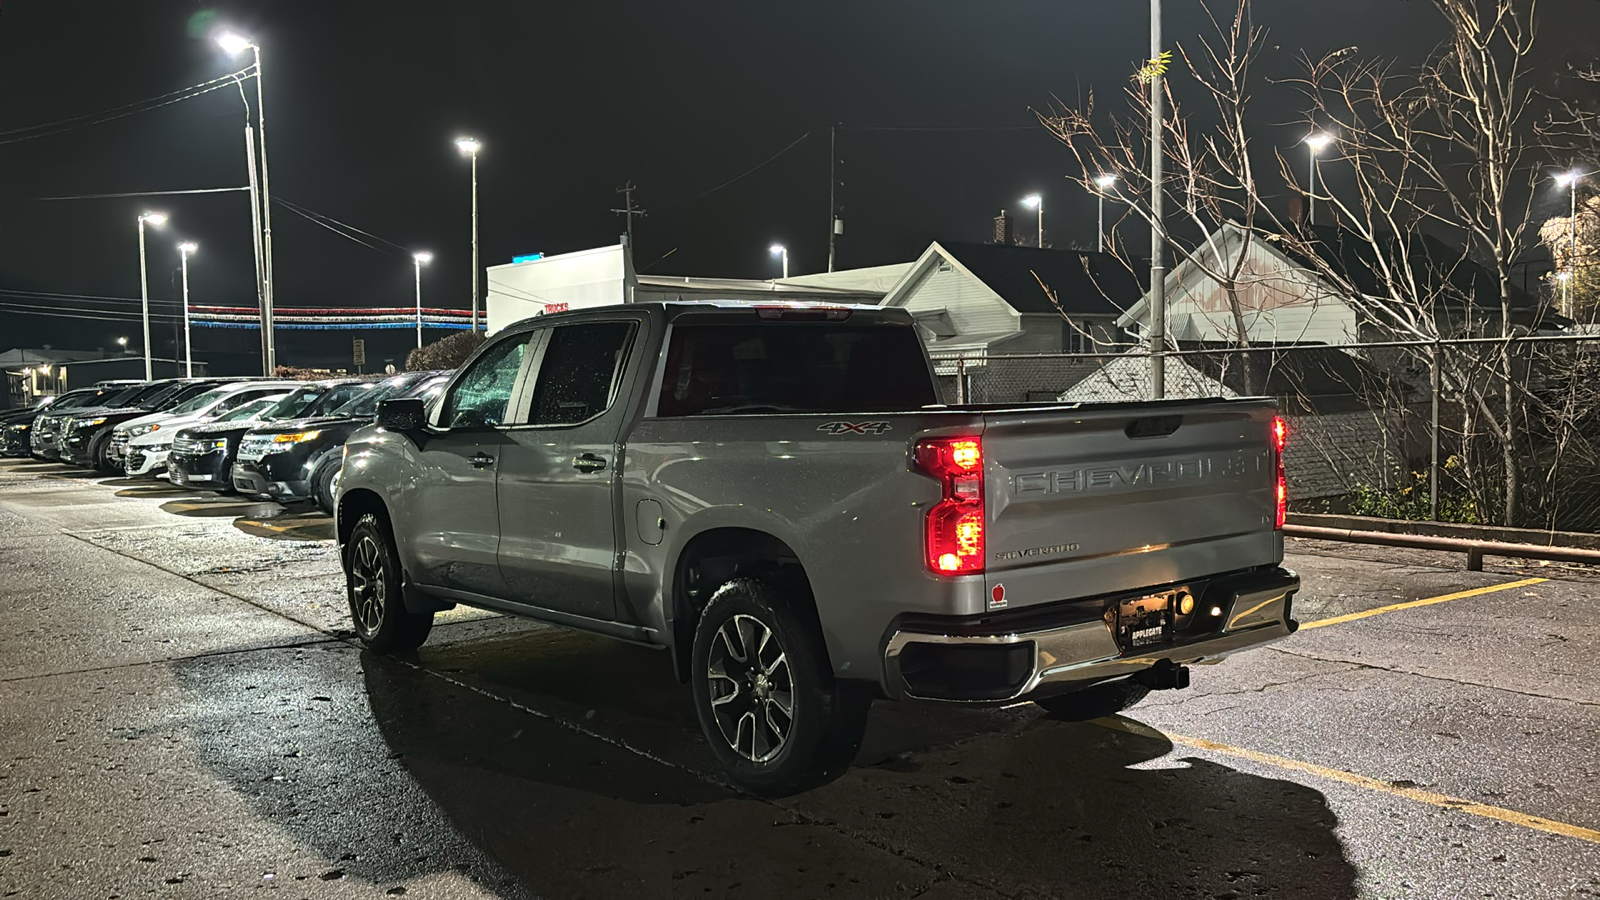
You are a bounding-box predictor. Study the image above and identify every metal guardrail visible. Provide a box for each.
[1285,524,1600,571]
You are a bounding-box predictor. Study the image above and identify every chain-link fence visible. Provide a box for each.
[931,334,1600,535]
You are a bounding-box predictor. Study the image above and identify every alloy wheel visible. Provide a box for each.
[348,534,386,636]
[705,614,794,763]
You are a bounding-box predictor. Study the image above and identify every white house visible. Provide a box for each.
[881,241,1138,356]
[1117,222,1359,346]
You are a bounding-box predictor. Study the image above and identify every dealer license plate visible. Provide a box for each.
[1116,595,1173,649]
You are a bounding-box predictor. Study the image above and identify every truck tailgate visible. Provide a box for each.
[981,401,1281,610]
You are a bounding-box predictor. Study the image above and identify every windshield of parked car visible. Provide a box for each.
[331,376,419,417]
[99,384,160,408]
[216,396,286,423]
[165,388,229,416]
[49,391,106,411]
[656,321,939,416]
[261,386,327,421]
[412,376,450,409]
[303,382,373,418]
[152,383,223,411]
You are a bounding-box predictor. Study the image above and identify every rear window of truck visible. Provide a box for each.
[656,322,937,416]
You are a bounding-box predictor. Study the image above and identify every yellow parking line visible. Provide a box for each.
[1100,719,1600,846]
[1298,577,1547,631]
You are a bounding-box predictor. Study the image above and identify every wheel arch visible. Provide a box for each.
[667,526,826,683]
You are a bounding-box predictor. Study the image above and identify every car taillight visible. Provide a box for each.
[1273,416,1288,530]
[915,436,984,575]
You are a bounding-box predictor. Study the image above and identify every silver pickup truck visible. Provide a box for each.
[337,301,1298,793]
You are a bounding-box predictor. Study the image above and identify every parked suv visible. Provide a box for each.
[31,382,151,461]
[117,381,297,477]
[60,379,229,471]
[168,380,361,492]
[234,371,449,512]
[336,302,1300,793]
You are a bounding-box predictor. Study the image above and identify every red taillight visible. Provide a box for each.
[1273,416,1288,530]
[915,436,985,575]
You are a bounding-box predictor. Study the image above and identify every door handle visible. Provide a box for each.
[572,453,607,473]
[469,452,495,469]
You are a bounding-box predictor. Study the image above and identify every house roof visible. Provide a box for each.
[1061,342,1410,414]
[937,242,1139,316]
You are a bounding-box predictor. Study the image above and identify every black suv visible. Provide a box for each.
[234,371,448,513]
[28,381,149,461]
[61,379,231,472]
[169,379,363,494]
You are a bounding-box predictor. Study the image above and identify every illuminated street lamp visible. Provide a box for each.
[456,137,483,331]
[177,242,198,376]
[1556,169,1585,317]
[136,212,167,380]
[1305,132,1335,226]
[1092,174,1119,251]
[769,243,789,279]
[1021,193,1044,248]
[216,30,276,373]
[412,251,433,348]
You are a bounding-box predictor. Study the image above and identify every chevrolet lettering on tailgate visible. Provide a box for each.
[1012,450,1270,497]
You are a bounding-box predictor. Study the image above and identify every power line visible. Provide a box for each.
[0,71,251,146]
[32,187,250,201]
[274,197,411,256]
[655,131,813,211]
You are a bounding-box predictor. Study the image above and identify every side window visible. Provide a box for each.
[527,322,636,426]
[440,335,530,428]
[214,389,269,414]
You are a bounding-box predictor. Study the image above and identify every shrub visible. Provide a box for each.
[407,331,485,372]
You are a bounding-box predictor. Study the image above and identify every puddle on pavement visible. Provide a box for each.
[233,512,335,542]
[161,497,282,518]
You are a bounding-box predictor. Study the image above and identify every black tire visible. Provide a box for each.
[690,578,870,796]
[311,459,339,515]
[344,512,433,652]
[1033,678,1151,721]
[91,432,118,474]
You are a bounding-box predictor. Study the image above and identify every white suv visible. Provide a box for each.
[117,381,297,477]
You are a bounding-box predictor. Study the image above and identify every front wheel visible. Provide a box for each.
[344,512,433,652]
[1033,678,1150,721]
[91,433,119,474]
[690,578,869,796]
[311,459,340,515]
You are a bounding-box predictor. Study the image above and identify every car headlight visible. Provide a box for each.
[272,430,321,444]
[126,423,158,438]
[206,438,229,451]
[82,417,107,427]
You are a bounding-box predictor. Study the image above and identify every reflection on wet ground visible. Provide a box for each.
[347,628,1360,898]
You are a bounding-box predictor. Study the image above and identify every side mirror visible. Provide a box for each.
[377,398,426,433]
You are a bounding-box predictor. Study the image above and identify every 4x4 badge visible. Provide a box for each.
[817,421,892,435]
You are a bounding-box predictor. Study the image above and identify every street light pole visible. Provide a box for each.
[456,137,483,332]
[1305,132,1334,226]
[219,32,275,372]
[1092,174,1118,251]
[1022,194,1044,248]
[769,244,789,279]
[1149,0,1166,399]
[178,242,197,376]
[136,212,166,380]
[413,252,432,349]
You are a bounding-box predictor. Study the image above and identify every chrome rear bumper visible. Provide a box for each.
[884,568,1299,703]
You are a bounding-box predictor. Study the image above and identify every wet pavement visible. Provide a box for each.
[0,457,1596,899]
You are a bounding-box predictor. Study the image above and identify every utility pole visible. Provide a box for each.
[611,182,647,250]
[828,124,840,272]
[1148,0,1167,400]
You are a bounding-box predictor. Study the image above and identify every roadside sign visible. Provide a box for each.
[352,339,366,367]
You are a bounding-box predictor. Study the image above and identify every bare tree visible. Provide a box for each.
[1289,0,1548,525]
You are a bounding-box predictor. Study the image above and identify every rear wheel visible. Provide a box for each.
[1033,678,1150,721]
[344,512,432,652]
[690,578,869,796]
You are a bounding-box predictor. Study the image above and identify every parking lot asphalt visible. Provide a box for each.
[0,457,1596,899]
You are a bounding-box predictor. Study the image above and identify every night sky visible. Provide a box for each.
[3,1,1597,372]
